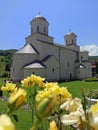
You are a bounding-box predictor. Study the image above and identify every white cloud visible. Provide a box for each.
[80,44,98,56]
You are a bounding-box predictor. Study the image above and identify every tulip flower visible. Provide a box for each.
[36,96,55,118]
[9,88,27,110]
[1,82,17,93]
[49,120,59,130]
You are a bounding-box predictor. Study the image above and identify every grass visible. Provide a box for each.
[60,80,98,98]
[0,80,98,130]
[0,99,32,130]
[13,108,32,130]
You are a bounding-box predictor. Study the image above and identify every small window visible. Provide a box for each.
[72,39,73,44]
[67,62,69,67]
[37,26,39,32]
[44,27,46,34]
[70,73,72,79]
[52,68,54,72]
[81,56,83,60]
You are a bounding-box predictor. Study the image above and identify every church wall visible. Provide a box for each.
[13,54,39,69]
[11,53,39,81]
[23,68,45,79]
[66,45,80,52]
[36,34,54,43]
[76,62,92,79]
[39,42,59,60]
[79,51,89,61]
[59,48,76,80]
[25,35,37,45]
[81,62,92,78]
[26,35,59,61]
[26,33,54,45]
[43,56,59,81]
[76,68,88,79]
[76,68,85,79]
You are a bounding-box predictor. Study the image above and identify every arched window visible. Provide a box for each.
[37,26,39,32]
[70,73,72,79]
[67,62,69,67]
[81,56,83,60]
[52,68,54,72]
[44,27,46,34]
[66,40,67,44]
[72,39,73,44]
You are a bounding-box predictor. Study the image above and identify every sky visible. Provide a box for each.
[0,0,98,56]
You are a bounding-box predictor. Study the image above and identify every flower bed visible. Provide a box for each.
[85,89,98,99]
[0,74,98,130]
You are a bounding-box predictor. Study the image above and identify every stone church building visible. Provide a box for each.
[10,15,91,82]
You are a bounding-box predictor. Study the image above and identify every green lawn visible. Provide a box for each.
[60,80,98,98]
[0,80,98,130]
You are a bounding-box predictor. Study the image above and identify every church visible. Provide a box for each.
[10,14,92,82]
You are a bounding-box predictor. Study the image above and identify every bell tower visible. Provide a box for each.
[64,32,77,46]
[30,13,49,35]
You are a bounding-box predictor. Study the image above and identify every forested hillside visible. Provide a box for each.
[0,49,17,77]
[89,56,98,61]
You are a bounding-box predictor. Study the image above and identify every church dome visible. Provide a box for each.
[67,32,76,36]
[35,15,47,21]
[31,14,48,23]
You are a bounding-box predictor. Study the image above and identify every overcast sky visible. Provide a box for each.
[0,0,98,56]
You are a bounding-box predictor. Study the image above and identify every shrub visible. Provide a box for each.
[85,89,98,99]
[84,77,98,82]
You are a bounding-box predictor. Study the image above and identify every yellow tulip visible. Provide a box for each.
[8,88,27,111]
[1,82,17,93]
[21,74,45,88]
[36,96,55,118]
[49,120,59,130]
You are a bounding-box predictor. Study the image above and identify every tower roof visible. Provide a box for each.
[24,61,45,69]
[31,13,48,23]
[66,32,77,36]
[16,43,39,54]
